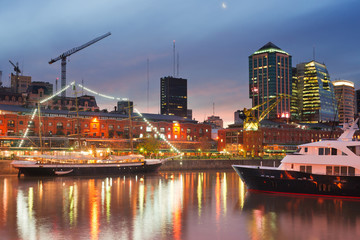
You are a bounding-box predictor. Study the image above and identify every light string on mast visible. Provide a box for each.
[18,81,75,147]
[77,84,182,155]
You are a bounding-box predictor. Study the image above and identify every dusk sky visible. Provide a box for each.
[1,0,360,126]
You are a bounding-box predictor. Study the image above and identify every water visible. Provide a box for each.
[1,171,360,240]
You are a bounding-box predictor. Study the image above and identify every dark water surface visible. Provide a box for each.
[1,171,360,240]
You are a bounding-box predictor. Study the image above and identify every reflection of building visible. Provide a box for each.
[11,74,31,93]
[161,76,187,117]
[297,61,337,123]
[249,42,292,120]
[333,80,355,123]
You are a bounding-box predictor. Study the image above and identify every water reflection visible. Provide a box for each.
[1,172,360,239]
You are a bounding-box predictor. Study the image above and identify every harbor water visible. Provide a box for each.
[1,170,360,240]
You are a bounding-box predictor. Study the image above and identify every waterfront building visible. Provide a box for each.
[11,74,31,93]
[26,81,53,104]
[0,104,211,151]
[48,95,99,111]
[297,61,337,123]
[249,42,292,120]
[333,80,355,123]
[160,76,187,117]
[217,120,343,157]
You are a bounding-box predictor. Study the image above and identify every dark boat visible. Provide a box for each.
[12,154,163,177]
[233,119,360,198]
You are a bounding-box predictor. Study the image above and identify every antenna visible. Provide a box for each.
[177,53,179,77]
[147,58,149,112]
[173,40,176,77]
[313,45,316,61]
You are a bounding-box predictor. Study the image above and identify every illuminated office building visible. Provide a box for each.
[298,61,337,123]
[333,80,355,123]
[249,42,292,119]
[160,76,187,117]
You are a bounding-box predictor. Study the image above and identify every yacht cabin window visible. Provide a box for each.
[347,146,360,156]
[318,147,343,156]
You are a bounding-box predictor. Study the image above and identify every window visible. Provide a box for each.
[318,148,324,155]
[84,124,88,128]
[67,123,71,127]
[334,166,340,175]
[331,148,337,155]
[0,120,2,124]
[7,120,15,127]
[304,147,308,153]
[187,128,191,134]
[117,125,120,129]
[101,124,105,128]
[19,121,23,125]
[300,166,306,172]
[93,124,97,129]
[349,167,355,176]
[325,148,330,155]
[109,125,113,130]
[326,166,332,175]
[341,166,347,175]
[160,128,165,133]
[146,127,152,132]
[49,122,52,126]
[306,166,312,173]
[168,134,171,139]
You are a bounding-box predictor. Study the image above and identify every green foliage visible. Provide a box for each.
[137,137,161,155]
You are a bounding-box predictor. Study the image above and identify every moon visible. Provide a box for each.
[222,2,227,9]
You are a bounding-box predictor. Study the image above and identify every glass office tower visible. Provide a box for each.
[160,76,187,117]
[298,61,337,123]
[249,42,292,119]
[333,80,355,123]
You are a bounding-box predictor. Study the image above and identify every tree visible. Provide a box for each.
[137,137,161,156]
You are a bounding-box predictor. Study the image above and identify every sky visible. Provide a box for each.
[1,0,360,127]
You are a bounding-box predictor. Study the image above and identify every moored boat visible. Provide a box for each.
[233,119,360,197]
[12,153,163,177]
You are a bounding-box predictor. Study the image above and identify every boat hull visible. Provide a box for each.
[12,161,162,177]
[233,165,360,197]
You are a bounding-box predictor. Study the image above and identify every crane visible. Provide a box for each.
[239,94,291,131]
[9,60,21,93]
[49,32,111,97]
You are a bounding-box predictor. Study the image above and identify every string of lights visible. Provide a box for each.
[77,83,182,155]
[18,81,75,147]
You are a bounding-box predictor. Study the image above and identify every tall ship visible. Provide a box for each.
[11,153,163,177]
[233,119,360,197]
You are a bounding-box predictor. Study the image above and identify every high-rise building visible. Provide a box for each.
[333,80,355,123]
[356,89,360,116]
[205,115,223,129]
[249,42,292,120]
[297,61,337,123]
[160,76,187,117]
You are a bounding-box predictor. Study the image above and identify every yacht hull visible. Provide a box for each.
[233,165,360,197]
[12,161,162,177]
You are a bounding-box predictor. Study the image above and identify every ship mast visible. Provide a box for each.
[37,102,43,154]
[128,100,133,154]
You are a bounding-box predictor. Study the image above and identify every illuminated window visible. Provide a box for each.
[109,125,114,130]
[146,127,152,132]
[139,133,143,138]
[168,134,171,139]
[49,122,52,126]
[160,128,165,132]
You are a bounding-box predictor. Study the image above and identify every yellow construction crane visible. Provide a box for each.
[239,94,291,131]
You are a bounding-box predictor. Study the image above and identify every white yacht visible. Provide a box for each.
[233,119,360,197]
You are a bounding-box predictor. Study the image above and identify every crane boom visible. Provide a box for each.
[48,32,111,97]
[9,60,21,74]
[49,32,111,64]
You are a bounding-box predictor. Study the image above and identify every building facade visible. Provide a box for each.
[160,76,187,117]
[298,61,337,123]
[11,74,31,93]
[0,104,211,151]
[249,42,292,120]
[333,80,355,123]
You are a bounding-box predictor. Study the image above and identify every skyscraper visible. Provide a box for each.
[297,61,337,123]
[160,76,187,117]
[249,42,292,120]
[333,80,355,123]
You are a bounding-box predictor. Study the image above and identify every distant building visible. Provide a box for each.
[187,109,193,120]
[333,80,355,123]
[356,90,360,116]
[117,100,133,115]
[249,42,292,120]
[205,115,223,129]
[49,95,99,111]
[234,110,243,125]
[297,61,337,123]
[27,81,53,104]
[160,76,187,117]
[11,74,31,93]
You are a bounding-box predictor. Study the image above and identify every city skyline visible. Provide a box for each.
[1,0,360,126]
